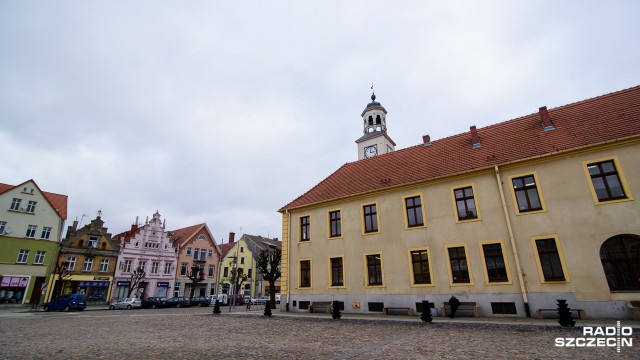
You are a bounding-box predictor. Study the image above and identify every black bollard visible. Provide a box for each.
[332,300,341,320]
[213,299,221,315]
[421,300,433,323]
[264,301,272,317]
[557,299,575,327]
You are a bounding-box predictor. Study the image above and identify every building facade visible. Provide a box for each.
[111,211,177,300]
[46,214,119,303]
[171,223,221,298]
[279,87,640,319]
[0,180,67,306]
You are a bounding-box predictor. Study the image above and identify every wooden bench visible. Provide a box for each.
[535,308,586,320]
[384,307,413,316]
[628,301,640,320]
[309,301,332,314]
[441,302,480,317]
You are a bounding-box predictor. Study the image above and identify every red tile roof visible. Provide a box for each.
[0,179,68,219]
[170,223,205,244]
[280,85,640,211]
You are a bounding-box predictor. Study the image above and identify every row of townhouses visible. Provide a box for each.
[279,86,640,319]
[0,180,280,306]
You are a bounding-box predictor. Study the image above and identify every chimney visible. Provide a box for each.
[72,220,78,231]
[539,106,555,131]
[470,126,481,148]
[229,232,235,244]
[422,134,431,146]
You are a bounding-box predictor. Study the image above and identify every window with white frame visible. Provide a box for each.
[88,236,98,248]
[151,261,159,274]
[164,262,172,274]
[67,256,76,271]
[0,221,6,235]
[40,227,52,239]
[26,200,37,213]
[34,251,46,264]
[82,258,93,272]
[138,261,146,272]
[10,198,21,211]
[200,249,206,260]
[99,259,109,272]
[186,247,192,256]
[194,248,200,260]
[16,249,29,263]
[123,259,132,272]
[208,264,215,277]
[208,249,213,258]
[26,225,37,238]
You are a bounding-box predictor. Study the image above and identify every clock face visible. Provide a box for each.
[364,145,378,158]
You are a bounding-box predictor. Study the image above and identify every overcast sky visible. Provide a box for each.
[1,1,639,243]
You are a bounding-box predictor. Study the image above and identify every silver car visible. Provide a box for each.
[110,297,142,310]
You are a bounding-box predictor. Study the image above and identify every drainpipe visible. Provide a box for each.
[495,165,531,317]
[285,209,291,312]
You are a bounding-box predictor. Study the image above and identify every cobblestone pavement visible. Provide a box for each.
[0,307,638,359]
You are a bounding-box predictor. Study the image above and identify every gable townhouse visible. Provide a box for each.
[47,213,119,304]
[218,232,281,299]
[0,179,68,307]
[170,223,221,298]
[279,86,640,319]
[111,211,177,300]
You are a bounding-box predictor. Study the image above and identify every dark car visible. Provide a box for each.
[43,293,87,312]
[190,296,211,307]
[165,297,192,308]
[141,297,168,309]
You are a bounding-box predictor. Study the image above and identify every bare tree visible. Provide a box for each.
[256,248,281,309]
[186,264,205,299]
[229,266,248,296]
[127,266,146,297]
[52,261,72,299]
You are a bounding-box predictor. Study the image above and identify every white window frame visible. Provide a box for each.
[82,258,94,272]
[26,200,37,213]
[34,250,46,264]
[26,225,37,238]
[10,198,21,211]
[151,262,159,274]
[88,236,98,248]
[99,259,109,272]
[40,227,52,239]
[17,249,29,263]
[67,256,76,271]
[123,259,132,273]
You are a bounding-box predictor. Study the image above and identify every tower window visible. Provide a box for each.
[375,114,381,125]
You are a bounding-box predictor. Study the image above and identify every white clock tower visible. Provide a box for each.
[356,92,396,160]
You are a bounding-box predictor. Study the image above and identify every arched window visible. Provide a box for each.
[600,235,640,291]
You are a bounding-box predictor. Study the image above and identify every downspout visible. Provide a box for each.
[285,209,291,312]
[495,165,531,317]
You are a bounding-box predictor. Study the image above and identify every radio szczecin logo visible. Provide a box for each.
[555,321,633,353]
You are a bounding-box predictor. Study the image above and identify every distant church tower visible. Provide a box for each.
[356,91,396,160]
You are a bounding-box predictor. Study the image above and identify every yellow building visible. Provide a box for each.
[46,214,119,304]
[279,86,640,319]
[218,232,281,299]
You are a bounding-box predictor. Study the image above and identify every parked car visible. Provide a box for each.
[190,296,211,307]
[213,294,227,306]
[43,293,87,312]
[110,298,142,310]
[256,296,270,305]
[141,297,167,309]
[226,293,244,305]
[275,293,281,304]
[165,297,192,308]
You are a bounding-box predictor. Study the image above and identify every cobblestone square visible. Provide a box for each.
[0,308,637,359]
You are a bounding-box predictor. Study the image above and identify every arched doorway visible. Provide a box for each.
[600,235,640,291]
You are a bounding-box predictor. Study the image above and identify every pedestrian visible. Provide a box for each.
[448,295,461,319]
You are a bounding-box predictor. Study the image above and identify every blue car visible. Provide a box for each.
[43,293,87,312]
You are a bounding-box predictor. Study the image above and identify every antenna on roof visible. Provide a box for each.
[78,213,88,227]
